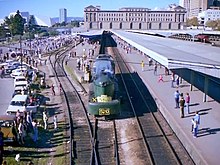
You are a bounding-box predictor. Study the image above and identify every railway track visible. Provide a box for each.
[108,46,195,165]
[48,40,120,165]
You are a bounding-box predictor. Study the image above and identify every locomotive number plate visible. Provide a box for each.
[99,108,110,115]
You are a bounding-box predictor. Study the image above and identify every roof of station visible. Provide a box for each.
[79,30,104,39]
[111,30,220,78]
[127,29,220,37]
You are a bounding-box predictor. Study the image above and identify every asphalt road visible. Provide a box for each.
[0,76,14,114]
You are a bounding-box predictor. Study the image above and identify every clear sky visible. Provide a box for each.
[0,0,179,19]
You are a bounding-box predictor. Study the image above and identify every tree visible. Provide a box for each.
[71,21,80,27]
[4,15,14,36]
[205,20,218,30]
[0,25,6,38]
[186,17,199,26]
[12,10,26,35]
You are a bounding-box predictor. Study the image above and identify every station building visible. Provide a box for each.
[84,5,187,30]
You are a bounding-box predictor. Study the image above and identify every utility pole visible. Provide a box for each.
[19,35,22,67]
[29,25,32,56]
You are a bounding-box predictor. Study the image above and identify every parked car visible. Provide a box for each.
[6,94,38,115]
[14,76,28,88]
[12,86,28,98]
[0,114,17,144]
[10,68,27,78]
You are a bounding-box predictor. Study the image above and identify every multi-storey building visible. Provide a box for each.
[179,0,190,17]
[198,7,220,25]
[59,8,67,23]
[188,0,220,18]
[84,5,186,30]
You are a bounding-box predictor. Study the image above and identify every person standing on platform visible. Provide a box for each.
[185,93,191,114]
[191,118,198,138]
[194,111,200,126]
[174,90,180,108]
[191,111,200,137]
[179,94,185,118]
[141,60,145,71]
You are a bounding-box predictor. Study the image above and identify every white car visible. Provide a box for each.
[16,65,27,70]
[6,95,38,115]
[14,76,28,87]
[10,68,27,78]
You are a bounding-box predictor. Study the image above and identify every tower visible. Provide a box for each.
[59,8,67,23]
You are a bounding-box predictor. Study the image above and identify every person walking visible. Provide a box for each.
[174,90,180,108]
[53,115,58,130]
[158,74,164,82]
[154,63,157,75]
[18,119,25,145]
[43,111,48,130]
[59,82,62,94]
[26,112,33,134]
[0,127,4,165]
[32,119,38,142]
[186,93,190,114]
[141,60,145,71]
[51,84,55,96]
[179,94,185,118]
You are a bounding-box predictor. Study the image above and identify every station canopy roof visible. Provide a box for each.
[111,30,220,78]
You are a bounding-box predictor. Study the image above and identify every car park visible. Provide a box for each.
[0,114,17,144]
[6,94,38,115]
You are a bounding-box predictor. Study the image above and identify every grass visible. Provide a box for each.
[3,98,68,165]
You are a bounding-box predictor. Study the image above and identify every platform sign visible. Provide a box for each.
[99,108,110,115]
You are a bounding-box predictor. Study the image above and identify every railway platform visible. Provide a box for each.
[115,42,220,165]
[69,38,220,165]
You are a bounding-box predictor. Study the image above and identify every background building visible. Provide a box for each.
[180,0,220,18]
[198,8,220,25]
[59,8,67,23]
[84,5,186,30]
